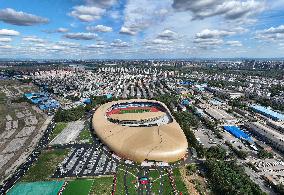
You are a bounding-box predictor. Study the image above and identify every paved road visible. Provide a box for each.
[243,166,276,195]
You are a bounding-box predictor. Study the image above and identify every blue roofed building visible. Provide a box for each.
[39,99,60,110]
[250,104,284,121]
[83,98,92,104]
[25,92,60,111]
[178,81,193,85]
[181,99,190,106]
[224,126,253,142]
[106,94,113,99]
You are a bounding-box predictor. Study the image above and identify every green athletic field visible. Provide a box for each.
[62,179,93,195]
[89,177,113,195]
[119,109,150,114]
[7,181,64,195]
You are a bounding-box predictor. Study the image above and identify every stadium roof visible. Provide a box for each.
[92,99,188,163]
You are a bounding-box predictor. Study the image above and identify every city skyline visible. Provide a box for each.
[0,0,284,59]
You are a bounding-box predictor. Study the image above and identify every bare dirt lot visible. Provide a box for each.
[0,80,48,183]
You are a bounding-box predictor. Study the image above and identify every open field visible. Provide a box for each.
[172,168,189,195]
[62,179,93,195]
[78,128,94,144]
[0,91,7,132]
[21,149,69,181]
[89,177,113,195]
[50,121,84,145]
[149,169,175,195]
[0,80,47,182]
[115,165,139,195]
[7,180,64,195]
[49,122,67,141]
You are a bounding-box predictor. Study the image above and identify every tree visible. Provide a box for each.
[205,159,265,195]
[258,149,273,159]
[206,145,227,160]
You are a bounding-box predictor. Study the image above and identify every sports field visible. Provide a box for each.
[62,179,93,195]
[7,181,64,195]
[120,108,151,114]
[89,177,113,195]
[21,149,69,181]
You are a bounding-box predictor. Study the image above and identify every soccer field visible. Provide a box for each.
[62,179,93,195]
[119,108,151,114]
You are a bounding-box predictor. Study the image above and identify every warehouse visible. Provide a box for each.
[250,104,284,121]
[224,126,253,142]
[204,107,237,124]
[245,122,284,152]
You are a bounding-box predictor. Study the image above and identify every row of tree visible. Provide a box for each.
[205,159,265,195]
[54,95,111,122]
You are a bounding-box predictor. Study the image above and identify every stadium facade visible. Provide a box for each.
[92,99,188,163]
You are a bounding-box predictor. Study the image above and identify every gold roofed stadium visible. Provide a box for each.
[92,99,188,163]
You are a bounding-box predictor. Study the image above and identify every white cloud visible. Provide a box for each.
[56,41,80,47]
[64,32,98,40]
[0,8,49,26]
[120,0,172,35]
[256,25,284,41]
[226,40,243,47]
[87,41,107,48]
[0,45,12,49]
[56,28,69,33]
[85,0,117,8]
[0,37,12,42]
[86,25,112,32]
[69,5,105,22]
[196,29,235,39]
[157,29,178,40]
[22,36,45,43]
[172,0,265,21]
[151,39,173,44]
[119,26,137,35]
[110,39,130,47]
[0,29,20,36]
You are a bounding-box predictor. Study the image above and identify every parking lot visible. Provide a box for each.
[193,126,222,148]
[53,144,118,178]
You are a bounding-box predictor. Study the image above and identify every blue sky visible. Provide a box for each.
[0,0,284,59]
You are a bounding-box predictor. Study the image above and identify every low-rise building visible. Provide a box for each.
[245,122,284,152]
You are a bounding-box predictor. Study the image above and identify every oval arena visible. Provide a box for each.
[92,99,188,163]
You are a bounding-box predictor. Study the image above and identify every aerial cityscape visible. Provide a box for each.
[0,0,284,195]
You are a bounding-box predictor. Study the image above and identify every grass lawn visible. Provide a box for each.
[115,167,126,195]
[89,177,113,195]
[120,109,150,114]
[115,165,138,195]
[63,179,93,195]
[163,174,175,195]
[78,128,94,144]
[173,168,189,195]
[125,167,138,194]
[49,122,67,141]
[21,149,69,181]
[149,169,161,193]
[150,168,188,195]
